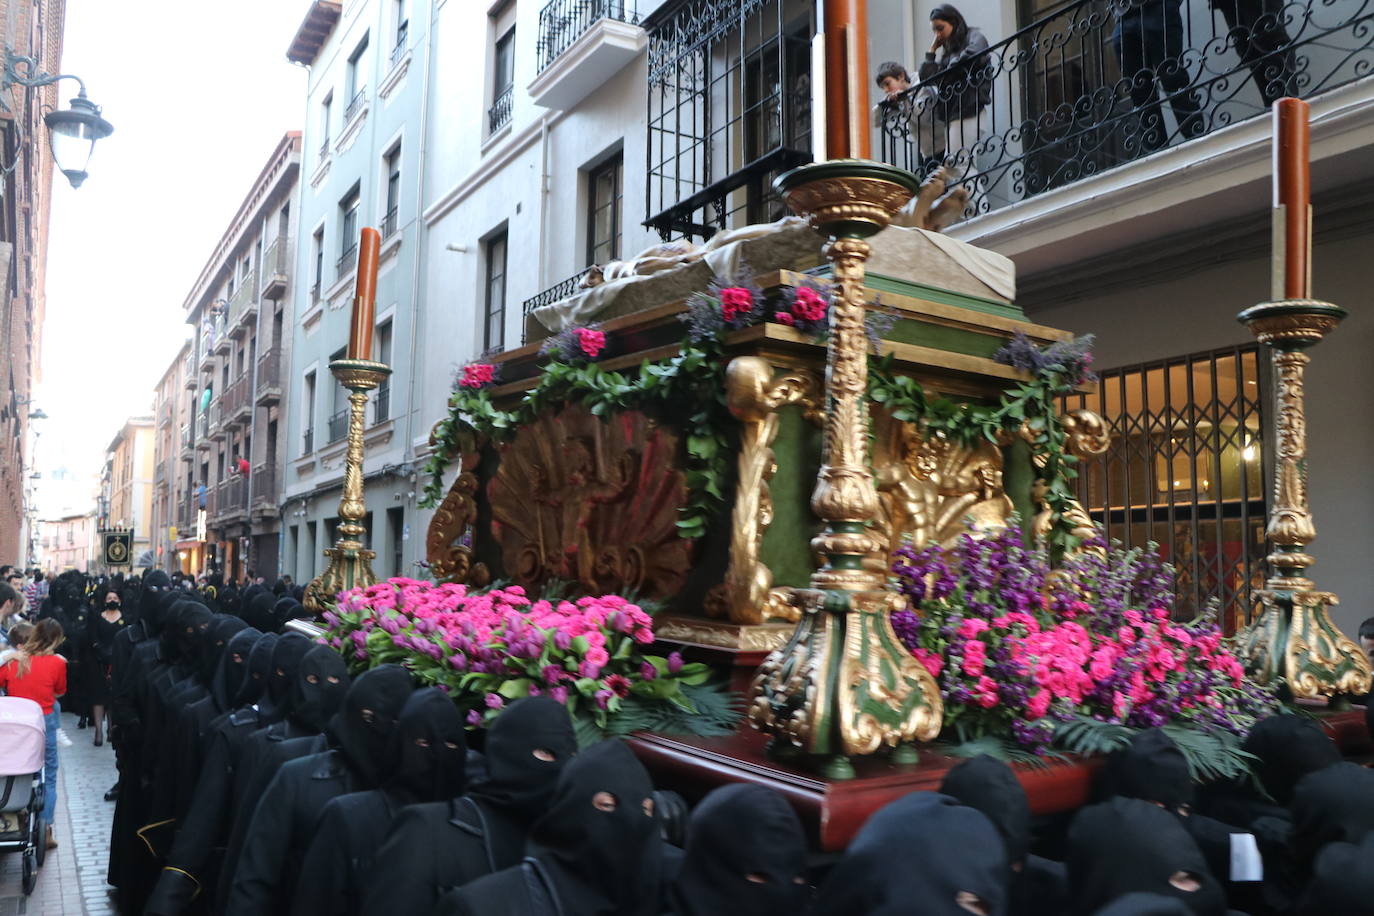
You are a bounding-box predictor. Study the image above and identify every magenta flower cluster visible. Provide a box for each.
[320,579,707,728]
[890,525,1275,753]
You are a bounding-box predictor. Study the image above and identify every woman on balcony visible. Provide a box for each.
[917,5,994,176]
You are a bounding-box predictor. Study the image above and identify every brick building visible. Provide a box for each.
[0,0,65,564]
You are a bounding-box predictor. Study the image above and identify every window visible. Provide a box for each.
[383,144,401,238]
[302,370,317,454]
[587,153,622,266]
[484,230,508,352]
[1061,346,1266,632]
[489,20,516,133]
[374,320,393,423]
[391,0,409,67]
[346,34,370,114]
[387,506,405,578]
[311,228,325,300]
[328,348,350,443]
[339,186,361,277]
[319,92,333,157]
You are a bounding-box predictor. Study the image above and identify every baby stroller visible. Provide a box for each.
[0,696,47,894]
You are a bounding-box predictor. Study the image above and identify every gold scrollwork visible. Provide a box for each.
[718,357,822,624]
[424,433,490,587]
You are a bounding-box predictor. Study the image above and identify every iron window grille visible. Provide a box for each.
[327,409,350,444]
[488,84,514,134]
[391,20,409,69]
[302,427,314,455]
[645,0,815,241]
[1060,345,1268,633]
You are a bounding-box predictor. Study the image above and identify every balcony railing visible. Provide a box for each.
[303,427,315,456]
[327,409,350,444]
[521,267,591,342]
[227,271,257,328]
[344,88,367,123]
[179,423,191,449]
[310,280,321,305]
[256,348,282,404]
[196,414,209,440]
[262,236,291,300]
[318,135,331,161]
[216,478,247,517]
[390,21,409,69]
[537,0,637,72]
[373,381,390,425]
[337,244,357,281]
[488,84,514,133]
[876,0,1372,221]
[251,464,279,507]
[382,206,399,239]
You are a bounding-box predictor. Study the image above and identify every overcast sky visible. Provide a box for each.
[33,0,308,512]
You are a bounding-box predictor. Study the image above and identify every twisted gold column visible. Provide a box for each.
[304,358,392,613]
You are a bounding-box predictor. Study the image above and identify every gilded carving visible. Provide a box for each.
[424,433,490,587]
[718,356,821,624]
[486,404,693,599]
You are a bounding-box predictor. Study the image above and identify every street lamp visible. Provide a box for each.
[2,50,113,189]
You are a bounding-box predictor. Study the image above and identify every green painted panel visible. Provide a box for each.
[759,406,823,586]
[865,272,1027,320]
[884,316,1005,358]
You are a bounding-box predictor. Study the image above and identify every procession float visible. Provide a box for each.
[300,6,1372,852]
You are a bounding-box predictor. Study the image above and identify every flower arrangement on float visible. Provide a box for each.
[320,578,737,740]
[890,523,1279,776]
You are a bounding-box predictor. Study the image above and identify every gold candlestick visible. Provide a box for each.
[748,161,943,779]
[304,357,393,613]
[1234,301,1370,699]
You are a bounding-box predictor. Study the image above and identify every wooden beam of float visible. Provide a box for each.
[1233,98,1370,700]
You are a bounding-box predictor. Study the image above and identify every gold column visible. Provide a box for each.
[304,357,393,613]
[1234,300,1371,699]
[748,160,943,779]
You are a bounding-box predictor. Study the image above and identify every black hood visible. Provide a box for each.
[326,664,413,788]
[526,740,662,916]
[1092,894,1196,915]
[289,644,351,733]
[940,754,1032,865]
[391,687,467,803]
[211,626,261,711]
[242,591,277,632]
[1296,833,1374,915]
[199,615,248,685]
[265,631,315,717]
[273,596,306,629]
[1103,728,1194,812]
[813,792,1008,916]
[1290,761,1374,876]
[1067,797,1226,916]
[469,696,578,819]
[1243,714,1341,805]
[236,632,279,709]
[669,784,809,916]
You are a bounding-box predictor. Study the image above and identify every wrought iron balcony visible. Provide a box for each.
[262,236,291,300]
[302,426,315,456]
[521,267,590,342]
[875,0,1372,221]
[255,348,282,406]
[488,85,514,133]
[344,88,367,124]
[337,243,358,282]
[327,409,350,444]
[537,0,637,72]
[251,464,280,510]
[373,381,391,425]
[382,206,399,240]
[310,280,321,306]
[228,271,257,334]
[390,21,409,70]
[318,135,331,162]
[226,374,253,427]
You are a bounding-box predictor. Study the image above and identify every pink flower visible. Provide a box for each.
[459,363,496,389]
[957,619,990,639]
[911,648,943,678]
[549,686,569,704]
[773,311,795,326]
[586,647,610,668]
[791,286,827,322]
[594,689,613,710]
[1027,689,1052,719]
[579,660,603,680]
[719,287,754,321]
[574,327,606,358]
[605,674,633,698]
[466,710,483,727]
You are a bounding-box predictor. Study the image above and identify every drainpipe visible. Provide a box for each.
[538,113,551,289]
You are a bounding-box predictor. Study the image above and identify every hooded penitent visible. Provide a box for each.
[1091,894,1196,915]
[1067,797,1226,916]
[1296,833,1374,915]
[210,626,262,713]
[941,754,1032,865]
[392,687,467,803]
[290,644,352,733]
[1243,714,1342,807]
[242,591,278,633]
[200,615,249,687]
[263,631,315,720]
[668,784,808,916]
[327,663,415,788]
[1103,728,1194,813]
[524,739,663,916]
[812,792,1009,916]
[236,631,278,709]
[273,596,307,629]
[1289,761,1374,875]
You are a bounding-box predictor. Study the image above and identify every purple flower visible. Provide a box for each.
[448,653,468,671]
[640,661,658,681]
[484,693,505,710]
[466,710,483,727]
[579,661,602,680]
[594,689,613,710]
[550,686,569,704]
[667,652,684,675]
[554,630,573,651]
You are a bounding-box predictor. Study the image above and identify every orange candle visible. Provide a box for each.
[1273,98,1311,299]
[348,227,381,360]
[823,0,871,160]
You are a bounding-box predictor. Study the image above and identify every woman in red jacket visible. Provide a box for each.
[0,617,67,848]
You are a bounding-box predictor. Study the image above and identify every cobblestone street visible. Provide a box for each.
[0,712,119,915]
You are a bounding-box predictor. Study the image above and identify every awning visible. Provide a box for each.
[174,539,204,550]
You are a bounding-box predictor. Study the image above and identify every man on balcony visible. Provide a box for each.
[1112,0,1206,154]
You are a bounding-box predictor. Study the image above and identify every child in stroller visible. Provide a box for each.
[0,695,48,894]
